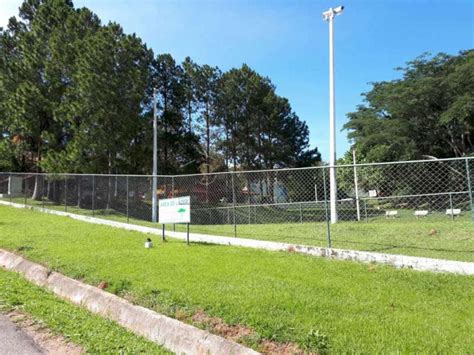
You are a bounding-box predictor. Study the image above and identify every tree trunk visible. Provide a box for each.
[47,180,52,201]
[31,175,43,201]
[31,144,42,201]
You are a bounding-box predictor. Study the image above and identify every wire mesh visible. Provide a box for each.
[0,157,472,257]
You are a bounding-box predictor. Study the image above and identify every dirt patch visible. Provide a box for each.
[97,280,108,290]
[7,310,84,355]
[192,309,253,342]
[261,340,303,355]
[192,309,303,354]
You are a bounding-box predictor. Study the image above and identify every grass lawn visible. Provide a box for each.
[0,205,473,353]
[5,197,474,261]
[0,268,169,353]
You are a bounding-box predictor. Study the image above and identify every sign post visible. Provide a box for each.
[158,196,191,244]
[187,223,190,246]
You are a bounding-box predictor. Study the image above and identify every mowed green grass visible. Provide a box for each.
[0,206,473,353]
[174,215,474,262]
[0,268,169,353]
[5,197,474,261]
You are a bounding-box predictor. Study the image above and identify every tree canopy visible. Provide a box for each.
[0,0,320,175]
[343,50,474,163]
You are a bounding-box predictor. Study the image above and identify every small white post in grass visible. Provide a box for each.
[145,238,153,248]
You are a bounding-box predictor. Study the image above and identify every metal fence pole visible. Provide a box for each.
[231,173,237,238]
[9,173,12,203]
[186,223,190,245]
[126,176,129,224]
[64,177,68,212]
[466,158,474,222]
[172,176,175,232]
[364,199,368,222]
[299,202,303,224]
[24,175,27,207]
[322,168,332,248]
[41,174,45,209]
[449,192,454,222]
[92,175,95,217]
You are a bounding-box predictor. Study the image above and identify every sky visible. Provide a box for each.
[1,0,473,161]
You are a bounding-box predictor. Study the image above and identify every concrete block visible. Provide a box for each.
[0,249,259,355]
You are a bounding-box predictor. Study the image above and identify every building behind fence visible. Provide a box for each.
[0,157,473,247]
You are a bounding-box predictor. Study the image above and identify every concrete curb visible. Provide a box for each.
[1,200,473,275]
[0,249,260,355]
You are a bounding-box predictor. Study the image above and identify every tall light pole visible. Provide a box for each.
[152,88,158,223]
[323,5,344,224]
[352,147,361,221]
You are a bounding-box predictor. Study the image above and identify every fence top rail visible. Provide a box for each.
[1,156,472,178]
[0,172,168,178]
[333,156,473,169]
[172,156,474,177]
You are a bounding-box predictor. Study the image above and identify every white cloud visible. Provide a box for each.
[0,0,23,28]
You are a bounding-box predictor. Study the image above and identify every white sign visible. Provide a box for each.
[369,190,377,197]
[158,196,191,224]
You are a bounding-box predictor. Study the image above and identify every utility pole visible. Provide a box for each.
[152,88,158,223]
[323,5,344,224]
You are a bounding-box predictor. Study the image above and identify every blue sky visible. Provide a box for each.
[1,0,473,161]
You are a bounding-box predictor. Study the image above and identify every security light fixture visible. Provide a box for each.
[322,6,344,21]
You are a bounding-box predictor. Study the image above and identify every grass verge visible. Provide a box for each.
[0,205,473,352]
[0,268,169,354]
[5,196,474,261]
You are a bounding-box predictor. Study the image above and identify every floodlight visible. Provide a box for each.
[322,6,344,21]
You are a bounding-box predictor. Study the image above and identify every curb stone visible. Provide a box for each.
[0,249,260,355]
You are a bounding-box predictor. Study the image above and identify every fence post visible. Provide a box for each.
[41,174,45,209]
[322,168,332,248]
[9,173,12,203]
[299,202,303,224]
[364,199,368,222]
[231,173,237,238]
[92,175,95,217]
[466,158,474,222]
[64,177,68,212]
[24,175,27,207]
[126,176,129,224]
[449,192,454,222]
[172,176,175,232]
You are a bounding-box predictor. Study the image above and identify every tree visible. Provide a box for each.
[344,50,474,162]
[42,23,152,176]
[149,54,201,175]
[0,0,101,198]
[339,51,473,199]
[1,1,321,185]
[216,65,320,170]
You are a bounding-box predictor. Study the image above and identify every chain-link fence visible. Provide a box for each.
[1,157,473,260]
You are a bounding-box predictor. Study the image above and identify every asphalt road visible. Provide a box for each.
[0,314,45,354]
